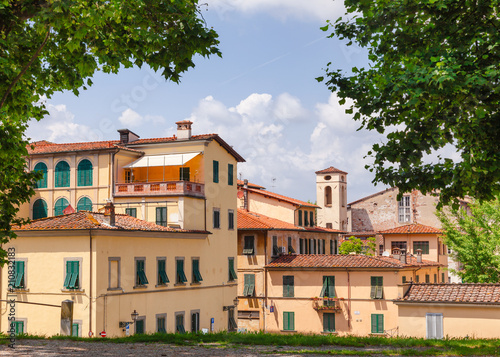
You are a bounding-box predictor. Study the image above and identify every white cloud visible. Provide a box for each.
[118,108,165,128]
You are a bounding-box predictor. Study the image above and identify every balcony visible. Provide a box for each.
[312,297,342,312]
[114,181,204,198]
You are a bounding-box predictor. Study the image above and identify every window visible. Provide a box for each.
[243,236,254,255]
[304,211,309,226]
[434,274,437,283]
[228,258,237,281]
[398,196,411,222]
[402,276,407,283]
[192,258,203,283]
[228,308,237,331]
[330,239,338,254]
[416,275,420,283]
[77,197,92,212]
[323,313,335,332]
[72,322,79,337]
[379,244,384,256]
[54,197,69,216]
[55,161,70,187]
[272,236,279,256]
[370,276,383,299]
[13,260,25,289]
[191,311,200,332]
[157,314,166,333]
[288,237,295,254]
[310,211,314,227]
[157,258,169,285]
[179,167,190,181]
[243,274,255,296]
[33,199,48,220]
[213,160,219,183]
[425,274,430,283]
[125,208,137,217]
[326,223,333,229]
[175,313,185,333]
[283,312,295,331]
[135,259,148,286]
[213,208,220,229]
[176,258,187,284]
[371,314,384,334]
[34,162,47,188]
[325,186,332,206]
[228,210,234,230]
[441,273,445,282]
[413,241,430,255]
[298,210,303,226]
[77,159,93,186]
[64,260,80,289]
[12,320,24,335]
[228,163,234,185]
[283,276,294,297]
[299,239,304,254]
[391,241,407,252]
[135,318,145,334]
[108,257,120,290]
[426,313,443,339]
[321,276,335,298]
[156,207,167,226]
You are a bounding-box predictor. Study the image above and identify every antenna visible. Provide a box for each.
[271,178,276,188]
[239,172,243,181]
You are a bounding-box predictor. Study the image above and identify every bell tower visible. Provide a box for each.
[316,166,348,230]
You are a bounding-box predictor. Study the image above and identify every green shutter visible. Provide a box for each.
[304,212,309,226]
[69,261,79,288]
[310,211,314,227]
[379,315,384,333]
[158,260,169,284]
[327,276,335,297]
[228,211,234,229]
[371,314,377,333]
[137,260,148,285]
[125,208,137,217]
[77,197,92,212]
[54,198,70,216]
[283,312,294,331]
[34,162,47,188]
[213,160,219,183]
[323,313,335,332]
[283,276,294,297]
[371,277,383,299]
[283,312,289,330]
[158,317,166,333]
[371,314,384,333]
[298,210,303,226]
[320,277,328,297]
[64,261,72,288]
[193,259,203,282]
[177,260,187,283]
[14,321,24,335]
[156,207,167,226]
[136,319,144,334]
[244,274,255,296]
[55,161,70,187]
[228,164,233,185]
[14,261,25,288]
[33,199,48,220]
[176,314,185,333]
[72,323,79,337]
[228,259,237,281]
[179,167,190,181]
[77,159,93,186]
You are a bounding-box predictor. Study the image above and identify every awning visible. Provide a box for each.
[124,152,201,168]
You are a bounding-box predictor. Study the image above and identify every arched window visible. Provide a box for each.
[77,159,93,186]
[325,186,332,206]
[34,162,48,188]
[33,199,48,220]
[54,197,69,216]
[55,161,70,187]
[77,197,92,212]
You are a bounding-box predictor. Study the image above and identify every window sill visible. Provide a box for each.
[133,285,148,289]
[155,284,169,288]
[61,289,85,293]
[107,288,122,291]
[190,282,202,286]
[321,331,338,334]
[9,288,29,292]
[174,283,187,287]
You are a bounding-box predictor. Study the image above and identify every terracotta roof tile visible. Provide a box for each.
[315,166,348,175]
[380,224,442,234]
[266,254,441,269]
[14,212,209,234]
[238,209,342,233]
[245,187,319,208]
[400,283,500,304]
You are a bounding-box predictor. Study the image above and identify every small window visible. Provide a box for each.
[13,260,26,289]
[304,211,309,226]
[176,313,185,333]
[326,223,333,229]
[176,259,187,284]
[228,258,237,281]
[156,207,167,226]
[413,241,430,255]
[283,311,295,331]
[135,318,145,334]
[228,308,237,332]
[157,259,169,285]
[371,314,384,334]
[135,259,148,286]
[298,210,303,226]
[272,236,279,256]
[191,311,200,332]
[228,210,234,230]
[228,163,234,185]
[72,322,79,337]
[34,162,47,188]
[321,276,335,298]
[323,313,335,332]
[243,236,254,255]
[179,167,190,181]
[425,274,430,283]
[416,275,420,283]
[125,208,137,218]
[55,161,70,188]
[243,274,255,296]
[324,175,331,180]
[325,186,332,206]
[13,320,24,335]
[192,258,203,283]
[213,160,219,183]
[77,159,93,186]
[441,273,445,283]
[310,211,314,227]
[64,260,80,290]
[398,196,411,222]
[299,238,304,254]
[283,276,294,297]
[108,257,120,289]
[213,208,220,229]
[370,276,383,299]
[402,276,407,283]
[157,315,166,333]
[288,237,295,254]
[434,274,437,283]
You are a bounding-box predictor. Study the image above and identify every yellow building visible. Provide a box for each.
[396,283,500,339]
[3,121,244,337]
[264,254,442,335]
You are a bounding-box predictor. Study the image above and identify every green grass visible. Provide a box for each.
[1,331,500,356]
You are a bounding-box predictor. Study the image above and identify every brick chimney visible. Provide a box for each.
[117,129,140,144]
[175,120,193,140]
[104,200,116,227]
[243,179,249,211]
[400,249,407,264]
[415,248,422,263]
[392,247,400,260]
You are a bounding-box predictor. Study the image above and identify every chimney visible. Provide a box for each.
[175,120,193,140]
[392,247,400,260]
[117,129,140,144]
[400,249,407,264]
[416,248,422,263]
[243,179,249,211]
[104,200,116,227]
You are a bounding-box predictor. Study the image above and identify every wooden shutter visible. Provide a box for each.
[228,164,233,185]
[15,261,25,288]
[298,210,302,226]
[78,160,93,186]
[283,312,289,330]
[213,160,219,183]
[34,162,48,188]
[327,276,335,297]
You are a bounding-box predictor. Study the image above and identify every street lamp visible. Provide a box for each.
[119,310,139,328]
[131,310,139,322]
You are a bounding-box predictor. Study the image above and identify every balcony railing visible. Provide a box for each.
[114,181,204,197]
[312,297,343,312]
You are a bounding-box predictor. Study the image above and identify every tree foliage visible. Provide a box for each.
[339,236,376,256]
[437,196,500,283]
[319,0,500,205]
[0,0,220,264]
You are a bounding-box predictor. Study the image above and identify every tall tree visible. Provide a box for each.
[318,0,500,205]
[437,196,500,283]
[0,0,220,264]
[339,236,376,255]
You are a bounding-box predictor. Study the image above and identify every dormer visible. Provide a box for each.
[117,129,140,144]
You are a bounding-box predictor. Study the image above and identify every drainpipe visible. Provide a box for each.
[264,232,268,332]
[346,268,351,329]
[89,229,93,337]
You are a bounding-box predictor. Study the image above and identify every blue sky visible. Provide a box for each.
[27,0,389,203]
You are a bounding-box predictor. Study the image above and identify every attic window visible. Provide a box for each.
[324,175,332,181]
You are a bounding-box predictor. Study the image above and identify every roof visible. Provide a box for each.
[237,180,265,189]
[238,209,342,233]
[348,187,398,206]
[380,224,442,234]
[28,134,245,162]
[315,166,348,175]
[13,211,209,234]
[399,283,500,305]
[245,187,319,208]
[266,254,442,269]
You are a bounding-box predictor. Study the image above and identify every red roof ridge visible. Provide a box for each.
[315,166,348,175]
[379,223,442,234]
[245,187,319,208]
